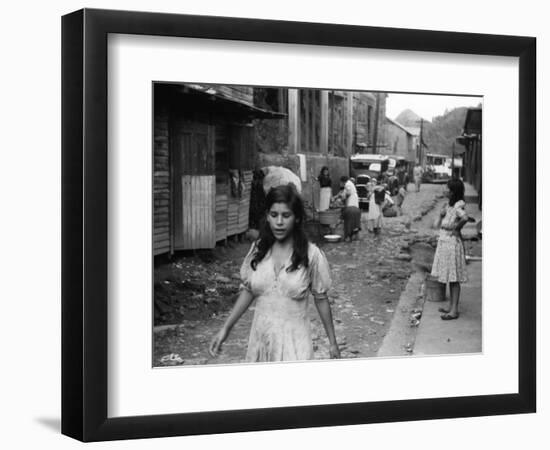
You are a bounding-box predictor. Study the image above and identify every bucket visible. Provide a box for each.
[318,208,341,227]
[425,275,446,302]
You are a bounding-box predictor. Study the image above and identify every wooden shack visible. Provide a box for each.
[457,107,482,208]
[153,83,284,255]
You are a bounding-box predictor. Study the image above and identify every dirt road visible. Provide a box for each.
[153,183,445,366]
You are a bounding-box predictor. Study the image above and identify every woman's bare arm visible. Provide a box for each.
[209,289,254,356]
[313,294,340,358]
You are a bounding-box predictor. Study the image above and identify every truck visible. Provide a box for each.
[423,153,451,183]
[349,154,390,209]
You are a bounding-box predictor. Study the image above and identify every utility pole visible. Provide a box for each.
[330,90,335,155]
[371,92,380,154]
[418,118,424,167]
[451,141,456,179]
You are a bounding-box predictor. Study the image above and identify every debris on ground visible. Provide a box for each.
[160,353,185,365]
[153,184,446,365]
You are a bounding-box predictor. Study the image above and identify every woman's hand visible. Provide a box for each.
[208,289,254,357]
[208,328,228,357]
[329,343,341,359]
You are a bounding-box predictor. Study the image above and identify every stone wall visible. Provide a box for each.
[254,117,289,157]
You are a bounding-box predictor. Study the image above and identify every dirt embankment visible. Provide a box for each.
[154,243,251,326]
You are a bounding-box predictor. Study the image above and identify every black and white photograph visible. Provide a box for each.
[152,84,483,367]
[2,0,545,448]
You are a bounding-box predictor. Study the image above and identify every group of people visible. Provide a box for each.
[208,171,470,363]
[314,166,362,242]
[317,166,404,238]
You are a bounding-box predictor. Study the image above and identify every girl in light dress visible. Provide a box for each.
[431,179,470,320]
[209,184,340,362]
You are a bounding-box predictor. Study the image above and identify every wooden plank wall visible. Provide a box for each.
[237,171,252,233]
[227,173,240,237]
[178,122,215,175]
[464,139,482,196]
[181,175,216,249]
[215,122,230,242]
[153,105,170,255]
[215,183,228,242]
[226,171,252,237]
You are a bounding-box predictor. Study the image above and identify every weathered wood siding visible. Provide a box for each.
[226,170,252,236]
[172,120,216,250]
[153,105,170,255]
[180,176,216,249]
[227,193,239,236]
[229,125,254,236]
[238,171,252,233]
[214,122,230,241]
[463,138,482,195]
[215,189,228,241]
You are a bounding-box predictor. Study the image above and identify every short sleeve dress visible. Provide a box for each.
[430,200,468,283]
[240,242,332,362]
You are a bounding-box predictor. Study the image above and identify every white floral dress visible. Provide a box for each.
[431,200,468,283]
[240,242,332,362]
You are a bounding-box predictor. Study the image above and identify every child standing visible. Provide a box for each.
[431,179,470,320]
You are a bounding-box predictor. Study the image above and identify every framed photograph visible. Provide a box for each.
[62,8,536,442]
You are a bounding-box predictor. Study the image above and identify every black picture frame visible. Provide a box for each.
[61,8,536,442]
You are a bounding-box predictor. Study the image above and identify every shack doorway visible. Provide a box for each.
[171,119,216,250]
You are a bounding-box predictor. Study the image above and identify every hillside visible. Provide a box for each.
[394,106,474,156]
[394,108,427,127]
[423,107,469,156]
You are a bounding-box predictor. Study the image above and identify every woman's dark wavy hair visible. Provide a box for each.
[447,178,465,206]
[251,184,309,272]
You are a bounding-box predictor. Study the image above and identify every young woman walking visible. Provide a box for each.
[209,184,340,361]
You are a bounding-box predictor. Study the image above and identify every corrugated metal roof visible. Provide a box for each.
[158,83,287,119]
[183,84,287,119]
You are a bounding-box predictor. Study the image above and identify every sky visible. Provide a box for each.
[385,92,482,122]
